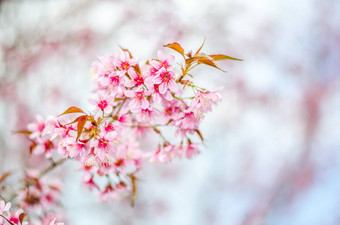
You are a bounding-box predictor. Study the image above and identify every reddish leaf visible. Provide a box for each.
[185,57,196,65]
[134,65,141,74]
[194,39,206,56]
[58,106,85,117]
[129,174,137,207]
[185,51,193,58]
[19,213,27,225]
[12,130,32,135]
[119,46,133,59]
[29,142,37,155]
[209,54,242,61]
[195,129,204,142]
[163,42,185,56]
[76,115,88,140]
[197,58,225,72]
[65,115,87,126]
[0,171,12,184]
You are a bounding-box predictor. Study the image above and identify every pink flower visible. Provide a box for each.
[91,55,119,88]
[125,89,150,112]
[175,110,200,130]
[149,144,176,164]
[64,138,87,159]
[136,107,160,123]
[0,200,11,223]
[7,209,24,225]
[49,218,64,225]
[32,138,55,157]
[185,142,200,159]
[89,92,115,115]
[27,115,46,139]
[150,51,175,70]
[117,51,137,74]
[90,130,117,162]
[82,174,99,191]
[157,69,177,94]
[190,90,222,116]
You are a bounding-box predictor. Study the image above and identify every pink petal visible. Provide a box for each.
[159,83,167,95]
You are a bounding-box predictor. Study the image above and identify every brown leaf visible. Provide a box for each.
[185,57,196,65]
[19,213,27,225]
[195,129,204,142]
[0,171,12,184]
[119,46,133,59]
[194,39,206,56]
[65,114,90,126]
[209,54,242,61]
[163,42,185,56]
[12,130,32,135]
[197,58,225,72]
[58,106,85,117]
[128,174,137,207]
[76,115,88,140]
[133,64,141,74]
[29,142,37,155]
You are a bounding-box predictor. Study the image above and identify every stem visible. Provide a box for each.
[38,158,68,179]
[113,98,127,118]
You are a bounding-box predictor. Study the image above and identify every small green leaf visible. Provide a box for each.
[58,106,85,117]
[163,42,185,56]
[209,54,242,61]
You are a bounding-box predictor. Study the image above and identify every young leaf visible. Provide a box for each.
[133,64,141,74]
[65,115,85,126]
[12,130,32,135]
[29,142,37,155]
[119,46,133,59]
[58,106,85,117]
[19,213,27,225]
[163,42,185,56]
[209,54,242,61]
[197,58,225,72]
[195,129,204,142]
[0,171,12,184]
[194,39,206,56]
[76,115,88,140]
[129,174,137,207]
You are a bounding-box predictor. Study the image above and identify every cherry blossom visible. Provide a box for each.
[7,42,239,224]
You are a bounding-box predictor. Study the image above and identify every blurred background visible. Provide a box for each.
[1,0,340,224]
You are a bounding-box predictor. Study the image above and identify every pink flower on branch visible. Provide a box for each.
[89,92,115,115]
[15,41,239,217]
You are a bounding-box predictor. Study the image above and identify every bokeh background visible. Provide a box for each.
[1,0,340,224]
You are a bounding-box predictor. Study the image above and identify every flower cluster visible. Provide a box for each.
[0,199,63,225]
[23,43,231,205]
[6,42,240,223]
